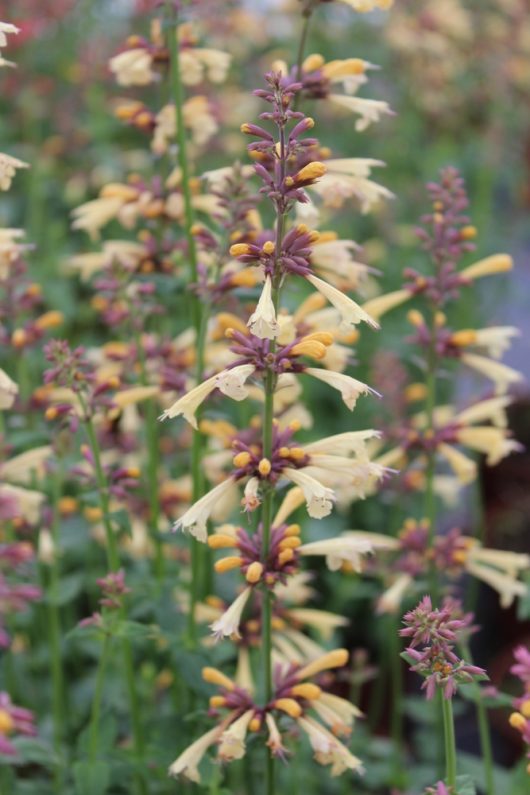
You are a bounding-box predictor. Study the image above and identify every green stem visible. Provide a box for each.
[79,398,147,795]
[42,465,66,791]
[423,304,439,604]
[167,0,208,644]
[295,3,314,80]
[388,614,403,758]
[134,331,165,582]
[462,644,494,795]
[441,695,457,790]
[79,399,119,572]
[89,635,111,761]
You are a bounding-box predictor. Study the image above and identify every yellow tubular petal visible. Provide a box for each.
[290,683,322,700]
[202,667,235,690]
[245,561,264,584]
[207,534,238,550]
[214,556,243,573]
[274,698,303,718]
[295,649,349,680]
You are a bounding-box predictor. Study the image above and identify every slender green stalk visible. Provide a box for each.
[462,643,494,795]
[79,398,147,795]
[423,303,439,604]
[441,695,457,790]
[134,330,165,582]
[42,465,66,791]
[295,2,315,79]
[388,614,403,757]
[89,635,111,761]
[166,0,208,643]
[78,396,119,572]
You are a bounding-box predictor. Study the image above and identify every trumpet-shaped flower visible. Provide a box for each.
[282,468,335,518]
[0,153,29,191]
[305,367,379,410]
[168,725,222,782]
[160,365,255,427]
[174,479,235,542]
[298,535,373,571]
[210,587,252,640]
[0,369,17,410]
[248,276,279,339]
[217,709,254,761]
[329,94,393,131]
[305,274,379,329]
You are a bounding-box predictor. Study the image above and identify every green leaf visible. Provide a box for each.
[114,620,154,641]
[73,760,110,795]
[455,773,476,795]
[46,572,84,606]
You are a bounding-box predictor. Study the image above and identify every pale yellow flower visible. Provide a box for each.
[0,484,44,525]
[248,276,279,339]
[109,48,156,86]
[329,94,393,131]
[160,365,255,427]
[210,587,252,639]
[309,158,394,213]
[377,573,414,614]
[305,273,379,328]
[0,153,29,191]
[282,468,335,518]
[180,47,231,85]
[168,726,222,782]
[305,367,377,410]
[173,479,235,541]
[0,368,18,410]
[461,353,523,394]
[0,22,20,49]
[218,709,254,761]
[2,446,52,484]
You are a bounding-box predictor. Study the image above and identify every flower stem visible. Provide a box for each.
[167,0,208,644]
[89,634,111,761]
[423,303,439,604]
[134,331,165,582]
[295,2,315,80]
[43,465,66,791]
[79,401,147,795]
[441,694,457,791]
[462,643,494,795]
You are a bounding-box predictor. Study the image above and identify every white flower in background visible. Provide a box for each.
[210,587,252,640]
[215,364,256,401]
[109,48,157,86]
[377,573,414,614]
[298,535,373,572]
[305,273,379,328]
[0,22,19,50]
[160,365,255,427]
[329,95,393,131]
[455,426,522,466]
[248,276,279,339]
[0,153,29,191]
[305,367,379,410]
[282,468,335,518]
[180,47,231,85]
[0,368,18,409]
[173,479,235,541]
[168,726,222,782]
[461,352,523,394]
[309,158,394,214]
[217,710,254,761]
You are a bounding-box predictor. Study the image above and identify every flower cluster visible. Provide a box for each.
[400,596,486,699]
